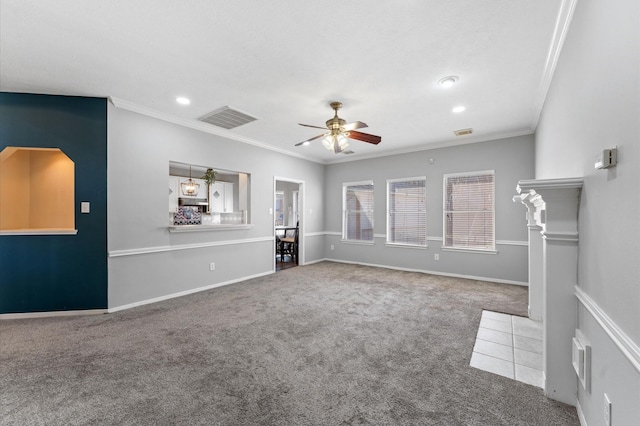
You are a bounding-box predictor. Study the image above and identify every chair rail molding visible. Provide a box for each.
[514,177,583,406]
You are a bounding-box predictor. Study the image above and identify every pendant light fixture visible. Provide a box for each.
[181,165,200,196]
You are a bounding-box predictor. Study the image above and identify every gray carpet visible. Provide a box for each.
[1,262,579,425]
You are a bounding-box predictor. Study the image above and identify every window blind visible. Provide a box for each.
[343,182,374,241]
[387,178,426,246]
[443,172,495,250]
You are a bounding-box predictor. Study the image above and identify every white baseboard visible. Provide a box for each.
[0,309,107,320]
[322,258,528,286]
[108,270,274,313]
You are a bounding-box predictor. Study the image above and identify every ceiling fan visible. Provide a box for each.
[295,101,382,154]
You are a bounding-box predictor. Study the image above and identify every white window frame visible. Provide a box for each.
[442,170,496,253]
[386,176,427,248]
[342,180,374,244]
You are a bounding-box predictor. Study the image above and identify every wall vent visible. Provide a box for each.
[454,128,473,136]
[198,106,258,129]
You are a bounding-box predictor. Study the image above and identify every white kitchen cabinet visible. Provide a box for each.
[168,176,179,213]
[209,182,234,213]
[178,177,207,199]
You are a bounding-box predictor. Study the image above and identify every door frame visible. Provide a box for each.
[274,176,305,268]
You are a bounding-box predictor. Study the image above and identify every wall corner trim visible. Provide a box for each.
[575,285,640,373]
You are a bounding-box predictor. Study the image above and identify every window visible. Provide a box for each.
[343,181,374,242]
[275,192,285,226]
[387,177,427,246]
[443,171,495,251]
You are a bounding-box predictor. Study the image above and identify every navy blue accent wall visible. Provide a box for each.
[0,93,107,313]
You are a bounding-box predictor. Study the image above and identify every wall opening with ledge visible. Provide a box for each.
[0,146,75,232]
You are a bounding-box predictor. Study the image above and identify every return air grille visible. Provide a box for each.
[198,106,258,129]
[454,128,473,136]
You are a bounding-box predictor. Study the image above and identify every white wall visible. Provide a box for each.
[323,134,534,284]
[535,0,640,423]
[107,105,325,309]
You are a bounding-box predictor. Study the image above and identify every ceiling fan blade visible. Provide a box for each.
[295,133,326,146]
[298,123,328,130]
[343,121,368,131]
[347,130,382,145]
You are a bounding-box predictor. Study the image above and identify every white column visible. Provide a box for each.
[513,194,544,321]
[515,178,583,406]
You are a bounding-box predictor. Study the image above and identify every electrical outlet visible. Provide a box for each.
[434,254,440,261]
[330,245,334,250]
[604,393,611,426]
[209,262,215,271]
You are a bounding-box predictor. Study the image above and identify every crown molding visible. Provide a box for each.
[325,128,535,165]
[517,177,584,193]
[108,97,325,164]
[108,96,537,167]
[531,0,579,130]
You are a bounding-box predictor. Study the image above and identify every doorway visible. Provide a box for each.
[274,177,303,271]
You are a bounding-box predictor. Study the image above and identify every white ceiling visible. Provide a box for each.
[0,0,568,164]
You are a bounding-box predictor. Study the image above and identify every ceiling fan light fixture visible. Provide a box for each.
[438,76,458,88]
[322,135,333,150]
[297,101,380,153]
[337,133,349,148]
[322,133,349,153]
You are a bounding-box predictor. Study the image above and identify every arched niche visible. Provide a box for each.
[0,147,76,234]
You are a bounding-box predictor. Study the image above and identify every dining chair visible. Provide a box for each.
[280,227,298,264]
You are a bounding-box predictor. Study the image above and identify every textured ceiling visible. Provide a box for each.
[0,0,567,163]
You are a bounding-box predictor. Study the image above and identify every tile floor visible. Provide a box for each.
[470,310,543,388]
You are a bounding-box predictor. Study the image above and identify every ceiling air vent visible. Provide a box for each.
[198,106,258,129]
[453,128,473,136]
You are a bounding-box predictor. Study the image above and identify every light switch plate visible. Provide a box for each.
[81,202,90,213]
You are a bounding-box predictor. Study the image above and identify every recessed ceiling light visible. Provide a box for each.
[452,106,466,113]
[176,97,191,105]
[438,76,458,88]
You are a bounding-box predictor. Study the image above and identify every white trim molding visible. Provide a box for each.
[304,232,326,238]
[531,0,579,130]
[496,240,528,246]
[108,271,273,313]
[109,236,274,257]
[168,224,254,233]
[575,286,640,373]
[515,177,583,405]
[109,97,321,164]
[324,258,528,286]
[325,232,526,247]
[0,309,107,320]
[0,229,78,236]
[542,232,579,242]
